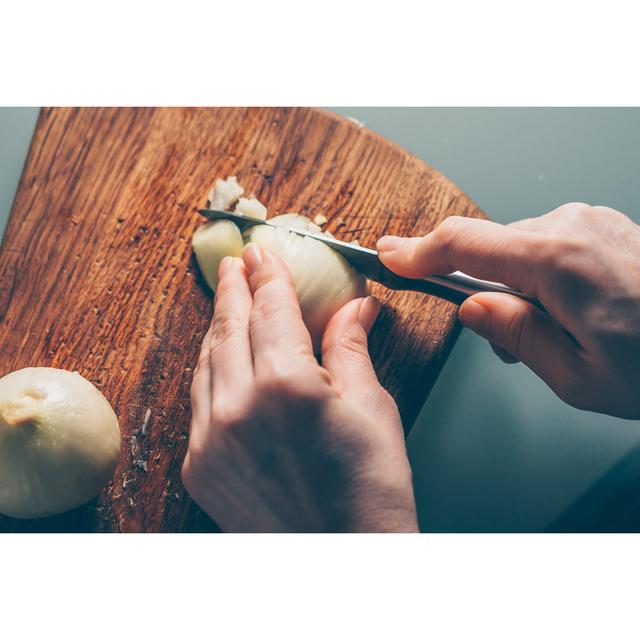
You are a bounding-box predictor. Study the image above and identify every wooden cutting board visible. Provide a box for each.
[0,107,486,532]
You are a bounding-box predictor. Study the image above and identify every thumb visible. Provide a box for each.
[321,297,397,424]
[459,293,579,392]
[376,236,434,278]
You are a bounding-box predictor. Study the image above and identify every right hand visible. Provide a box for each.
[377,203,640,419]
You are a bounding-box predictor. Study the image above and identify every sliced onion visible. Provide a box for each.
[244,214,368,350]
[192,204,368,351]
[192,220,245,289]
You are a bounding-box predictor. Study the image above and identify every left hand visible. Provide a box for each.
[182,244,418,532]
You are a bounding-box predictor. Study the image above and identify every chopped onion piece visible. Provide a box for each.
[235,197,267,220]
[207,176,244,211]
[192,220,244,289]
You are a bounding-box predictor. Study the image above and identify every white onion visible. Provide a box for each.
[244,215,368,350]
[193,179,368,351]
[0,368,121,518]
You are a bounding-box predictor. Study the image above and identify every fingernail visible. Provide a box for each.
[242,243,262,273]
[260,246,276,265]
[359,296,381,333]
[229,256,245,272]
[459,299,491,335]
[218,256,234,279]
[377,236,407,253]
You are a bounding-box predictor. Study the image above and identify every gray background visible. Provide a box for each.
[1,107,639,531]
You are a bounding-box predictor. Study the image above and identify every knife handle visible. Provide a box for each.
[390,271,544,310]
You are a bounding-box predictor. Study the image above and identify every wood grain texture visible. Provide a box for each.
[0,107,486,532]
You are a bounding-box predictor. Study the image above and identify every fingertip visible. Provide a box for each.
[323,295,380,340]
[377,235,407,253]
[459,298,491,335]
[242,243,262,274]
[376,244,403,272]
[376,236,432,278]
[320,297,384,413]
[216,256,249,294]
[321,298,361,353]
[323,297,361,331]
[243,243,286,275]
[218,255,234,280]
[233,254,248,270]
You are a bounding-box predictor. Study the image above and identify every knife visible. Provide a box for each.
[198,209,542,309]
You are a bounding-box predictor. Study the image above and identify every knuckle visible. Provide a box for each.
[257,371,301,398]
[502,308,529,355]
[192,357,208,379]
[256,366,329,405]
[215,272,238,298]
[250,266,276,289]
[210,400,246,430]
[559,201,592,214]
[323,331,368,360]
[250,297,290,323]
[557,202,595,225]
[436,216,466,246]
[249,281,299,323]
[185,432,207,472]
[250,262,290,293]
[209,312,247,347]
